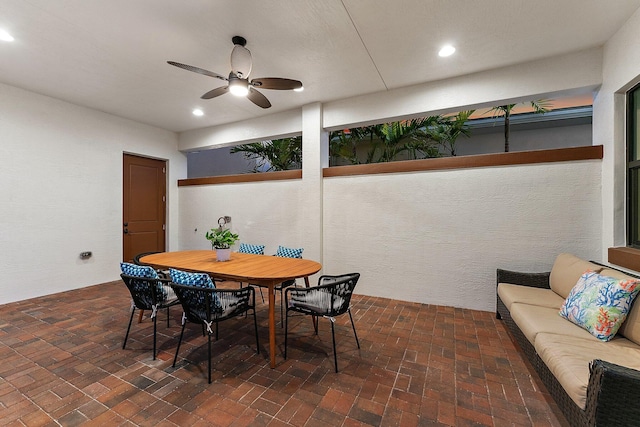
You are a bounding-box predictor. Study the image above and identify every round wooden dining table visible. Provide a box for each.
[141,250,322,368]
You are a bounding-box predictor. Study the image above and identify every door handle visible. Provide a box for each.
[123,222,128,226]
[123,229,128,234]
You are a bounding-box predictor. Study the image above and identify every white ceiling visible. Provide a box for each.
[1,0,638,133]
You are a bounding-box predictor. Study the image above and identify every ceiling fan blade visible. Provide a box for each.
[201,86,229,99]
[251,77,303,90]
[247,87,271,109]
[230,45,252,78]
[167,61,227,81]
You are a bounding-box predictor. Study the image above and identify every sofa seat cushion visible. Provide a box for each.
[549,253,603,299]
[498,283,565,311]
[601,268,640,346]
[510,303,597,345]
[534,332,640,409]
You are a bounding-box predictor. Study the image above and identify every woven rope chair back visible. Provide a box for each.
[171,283,254,324]
[121,274,167,310]
[287,273,360,317]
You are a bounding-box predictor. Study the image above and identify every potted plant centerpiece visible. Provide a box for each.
[205,228,239,262]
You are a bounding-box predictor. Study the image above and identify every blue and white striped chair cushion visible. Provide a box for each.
[275,245,303,259]
[120,262,171,301]
[170,268,221,313]
[239,243,265,255]
[169,269,215,288]
[121,262,159,279]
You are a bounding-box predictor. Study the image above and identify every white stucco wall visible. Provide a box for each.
[596,7,640,255]
[323,161,602,311]
[177,157,602,312]
[0,83,185,305]
[178,180,309,257]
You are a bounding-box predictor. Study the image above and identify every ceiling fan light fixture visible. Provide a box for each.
[229,78,249,97]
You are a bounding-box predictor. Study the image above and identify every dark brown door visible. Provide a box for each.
[123,154,166,262]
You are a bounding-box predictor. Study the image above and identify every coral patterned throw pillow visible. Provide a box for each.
[559,270,640,341]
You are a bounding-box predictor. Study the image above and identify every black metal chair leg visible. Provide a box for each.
[284,310,289,359]
[253,309,260,354]
[348,310,360,349]
[253,286,265,304]
[280,288,284,328]
[123,307,136,349]
[331,321,338,373]
[240,283,247,319]
[152,312,158,360]
[166,307,171,328]
[172,321,187,367]
[207,331,212,384]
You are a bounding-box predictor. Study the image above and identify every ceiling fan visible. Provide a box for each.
[168,36,303,109]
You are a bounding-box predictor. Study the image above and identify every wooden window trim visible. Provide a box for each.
[178,169,302,186]
[608,247,640,272]
[323,145,602,177]
[178,145,602,187]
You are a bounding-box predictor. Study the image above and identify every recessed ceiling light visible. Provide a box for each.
[438,45,455,57]
[0,29,14,42]
[293,86,304,92]
[192,108,204,116]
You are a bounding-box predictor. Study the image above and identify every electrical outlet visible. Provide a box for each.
[80,251,92,259]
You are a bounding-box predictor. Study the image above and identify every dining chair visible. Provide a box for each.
[238,243,266,303]
[133,251,169,323]
[169,268,260,384]
[274,245,304,326]
[284,272,360,372]
[120,262,180,360]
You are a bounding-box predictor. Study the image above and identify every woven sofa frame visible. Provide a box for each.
[496,267,640,427]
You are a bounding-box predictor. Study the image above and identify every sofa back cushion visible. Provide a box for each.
[600,268,640,345]
[549,253,603,298]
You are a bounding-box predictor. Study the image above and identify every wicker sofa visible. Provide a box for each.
[496,253,640,426]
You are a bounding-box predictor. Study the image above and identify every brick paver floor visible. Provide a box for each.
[0,280,567,426]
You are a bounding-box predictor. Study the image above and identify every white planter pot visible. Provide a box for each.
[215,248,231,262]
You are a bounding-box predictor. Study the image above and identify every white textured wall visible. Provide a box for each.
[177,159,602,312]
[596,7,640,254]
[178,181,309,257]
[323,161,602,311]
[0,83,185,305]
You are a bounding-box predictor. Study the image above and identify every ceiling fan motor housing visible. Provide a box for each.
[232,35,247,46]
